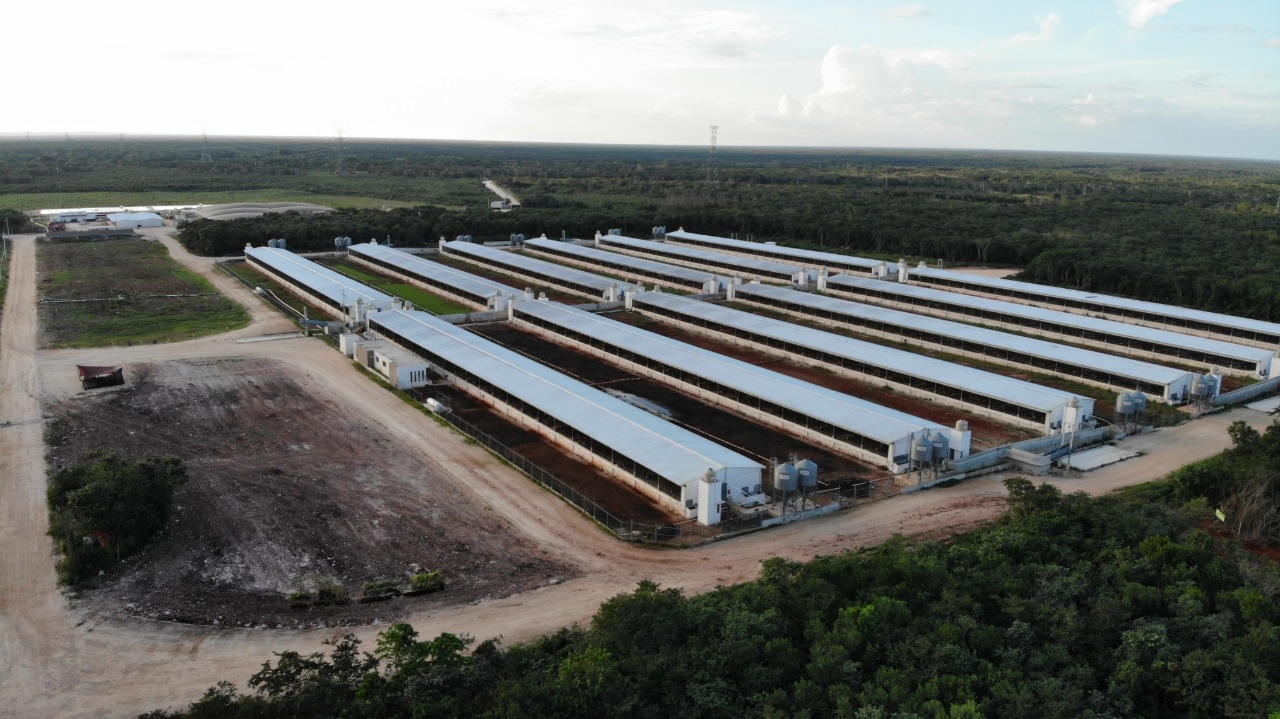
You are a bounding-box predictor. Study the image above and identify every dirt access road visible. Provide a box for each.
[2,231,1273,717]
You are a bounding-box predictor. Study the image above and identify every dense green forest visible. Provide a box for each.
[3,136,1279,318]
[143,473,1280,718]
[46,450,187,587]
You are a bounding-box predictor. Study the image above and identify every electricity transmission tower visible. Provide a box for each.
[706,125,719,189]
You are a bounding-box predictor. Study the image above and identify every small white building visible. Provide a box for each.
[107,212,164,229]
[349,337,431,390]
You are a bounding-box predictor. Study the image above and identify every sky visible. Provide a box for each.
[6,0,1278,159]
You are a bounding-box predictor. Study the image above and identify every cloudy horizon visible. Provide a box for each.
[6,0,1277,160]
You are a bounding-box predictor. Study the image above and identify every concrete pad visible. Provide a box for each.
[1063,445,1141,472]
[1245,395,1280,413]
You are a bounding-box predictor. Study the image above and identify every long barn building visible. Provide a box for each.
[440,240,634,301]
[349,242,523,310]
[596,233,809,285]
[907,266,1280,350]
[627,291,1093,435]
[728,281,1199,403]
[663,229,894,278]
[507,299,971,473]
[368,309,765,525]
[524,237,721,293]
[244,245,395,321]
[823,274,1277,378]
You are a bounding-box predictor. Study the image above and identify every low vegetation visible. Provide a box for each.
[143,455,1280,717]
[47,450,186,587]
[37,239,249,347]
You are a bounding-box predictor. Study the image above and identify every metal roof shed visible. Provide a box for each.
[349,242,521,310]
[596,234,807,284]
[731,281,1198,403]
[441,240,633,300]
[630,290,1091,435]
[908,266,1280,349]
[524,238,720,292]
[664,229,894,277]
[368,309,763,524]
[510,299,967,473]
[244,246,395,321]
[825,274,1276,378]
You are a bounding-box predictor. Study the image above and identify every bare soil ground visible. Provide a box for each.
[44,357,570,628]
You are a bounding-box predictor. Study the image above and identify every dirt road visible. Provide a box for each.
[1,232,1273,718]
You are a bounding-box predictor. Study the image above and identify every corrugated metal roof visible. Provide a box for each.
[910,266,1280,338]
[442,241,623,294]
[734,282,1193,386]
[634,291,1075,414]
[599,235,801,276]
[513,299,944,444]
[244,246,395,308]
[827,275,1274,367]
[350,243,516,303]
[665,230,892,272]
[369,310,762,486]
[525,238,716,282]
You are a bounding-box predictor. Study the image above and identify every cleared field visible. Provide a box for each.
[44,356,569,627]
[37,239,249,348]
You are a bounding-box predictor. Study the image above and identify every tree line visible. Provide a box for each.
[143,467,1280,718]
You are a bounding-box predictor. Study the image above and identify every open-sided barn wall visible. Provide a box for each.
[523,238,717,293]
[628,291,1090,435]
[907,266,1280,349]
[664,229,892,277]
[730,281,1197,404]
[825,274,1275,378]
[368,310,764,524]
[597,234,805,284]
[508,300,968,473]
[349,242,518,310]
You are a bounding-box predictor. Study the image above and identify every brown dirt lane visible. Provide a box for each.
[2,232,1275,718]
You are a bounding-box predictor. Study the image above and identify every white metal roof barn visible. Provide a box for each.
[244,246,395,321]
[629,290,1093,435]
[663,229,896,277]
[349,242,521,310]
[509,299,969,473]
[907,266,1280,349]
[440,240,634,300]
[730,281,1198,404]
[825,274,1276,378]
[368,309,764,525]
[524,237,721,293]
[596,234,807,284]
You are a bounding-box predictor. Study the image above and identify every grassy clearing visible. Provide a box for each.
[37,239,250,348]
[326,261,472,315]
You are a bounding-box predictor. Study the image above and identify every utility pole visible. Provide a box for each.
[201,130,212,163]
[706,125,719,189]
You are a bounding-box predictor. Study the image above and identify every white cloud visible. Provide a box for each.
[1000,13,1062,46]
[1267,38,1280,47]
[1118,0,1184,29]
[880,5,929,19]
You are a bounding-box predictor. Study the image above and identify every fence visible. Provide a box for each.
[1214,376,1280,407]
[405,387,761,544]
[216,261,307,322]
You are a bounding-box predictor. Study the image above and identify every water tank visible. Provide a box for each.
[911,437,932,463]
[1115,393,1135,416]
[1192,375,1210,398]
[773,462,798,494]
[796,459,818,489]
[335,236,345,248]
[931,430,950,460]
[1204,372,1219,396]
[1129,392,1147,415]
[277,238,286,250]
